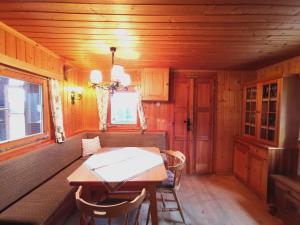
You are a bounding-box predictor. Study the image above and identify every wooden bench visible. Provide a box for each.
[0,131,166,225]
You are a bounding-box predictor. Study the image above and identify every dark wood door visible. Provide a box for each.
[172,77,214,174]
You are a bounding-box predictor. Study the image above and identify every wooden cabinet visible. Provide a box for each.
[242,76,300,148]
[248,151,268,198]
[140,68,169,101]
[234,138,282,200]
[271,175,300,225]
[233,142,248,182]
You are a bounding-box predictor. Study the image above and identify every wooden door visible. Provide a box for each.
[172,78,190,170]
[233,143,249,182]
[248,153,268,198]
[193,79,214,174]
[172,77,214,174]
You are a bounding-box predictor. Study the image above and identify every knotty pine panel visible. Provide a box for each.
[214,71,256,174]
[0,22,64,80]
[62,68,86,137]
[257,55,300,81]
[78,69,255,173]
[5,32,16,58]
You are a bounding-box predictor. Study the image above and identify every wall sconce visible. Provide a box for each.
[67,87,83,104]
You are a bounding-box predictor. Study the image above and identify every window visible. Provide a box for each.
[0,75,43,143]
[110,92,138,125]
[0,69,50,157]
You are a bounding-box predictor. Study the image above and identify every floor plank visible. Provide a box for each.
[63,175,283,225]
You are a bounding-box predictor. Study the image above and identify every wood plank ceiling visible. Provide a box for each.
[1,0,300,70]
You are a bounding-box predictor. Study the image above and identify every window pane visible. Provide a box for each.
[111,92,137,124]
[0,75,43,143]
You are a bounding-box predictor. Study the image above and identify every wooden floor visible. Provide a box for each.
[64,175,283,225]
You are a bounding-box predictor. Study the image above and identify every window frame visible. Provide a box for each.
[0,68,51,153]
[107,86,140,130]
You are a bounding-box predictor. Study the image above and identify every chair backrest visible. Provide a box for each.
[76,187,146,225]
[163,150,186,188]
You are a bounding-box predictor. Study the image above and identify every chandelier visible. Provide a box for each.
[90,47,131,94]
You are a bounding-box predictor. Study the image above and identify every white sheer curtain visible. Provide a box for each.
[135,86,147,132]
[95,87,109,131]
[49,79,66,143]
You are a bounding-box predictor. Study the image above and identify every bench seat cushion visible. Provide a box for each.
[0,159,84,225]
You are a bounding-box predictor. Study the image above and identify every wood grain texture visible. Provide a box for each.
[0,22,64,80]
[64,175,284,225]
[214,71,256,174]
[1,1,300,70]
[78,69,254,174]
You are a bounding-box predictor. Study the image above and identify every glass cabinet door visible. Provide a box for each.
[259,81,278,142]
[244,86,257,137]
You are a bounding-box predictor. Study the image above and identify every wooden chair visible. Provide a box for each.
[76,186,146,225]
[147,150,186,224]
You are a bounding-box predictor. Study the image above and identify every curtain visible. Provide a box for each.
[96,87,109,131]
[135,86,147,132]
[49,79,66,143]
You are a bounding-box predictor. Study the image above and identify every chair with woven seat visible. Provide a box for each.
[76,186,146,225]
[147,150,186,224]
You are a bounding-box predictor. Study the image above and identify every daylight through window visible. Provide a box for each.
[111,92,138,125]
[0,75,43,143]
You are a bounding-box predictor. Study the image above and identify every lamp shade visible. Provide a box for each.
[90,70,102,84]
[120,73,131,87]
[111,64,124,81]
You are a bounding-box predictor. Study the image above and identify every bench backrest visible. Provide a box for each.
[86,131,167,151]
[0,132,86,212]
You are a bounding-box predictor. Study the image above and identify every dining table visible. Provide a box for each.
[67,146,167,225]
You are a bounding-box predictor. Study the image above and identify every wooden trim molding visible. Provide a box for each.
[0,53,62,80]
[0,68,51,155]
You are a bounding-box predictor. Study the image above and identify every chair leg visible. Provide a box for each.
[172,189,185,224]
[146,203,151,225]
[161,192,166,210]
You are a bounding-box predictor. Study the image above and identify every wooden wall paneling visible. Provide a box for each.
[34,46,42,68]
[0,28,4,54]
[40,51,48,70]
[25,42,34,65]
[214,71,252,174]
[257,55,300,81]
[16,38,26,61]
[0,22,64,80]
[62,68,86,137]
[5,31,16,58]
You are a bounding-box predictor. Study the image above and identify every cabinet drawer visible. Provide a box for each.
[249,146,268,159]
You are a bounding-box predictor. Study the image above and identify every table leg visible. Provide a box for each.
[148,185,159,225]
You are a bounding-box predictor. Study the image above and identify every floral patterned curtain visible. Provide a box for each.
[135,86,147,131]
[95,87,109,131]
[49,79,66,143]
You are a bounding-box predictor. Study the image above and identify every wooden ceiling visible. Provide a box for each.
[1,0,300,70]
